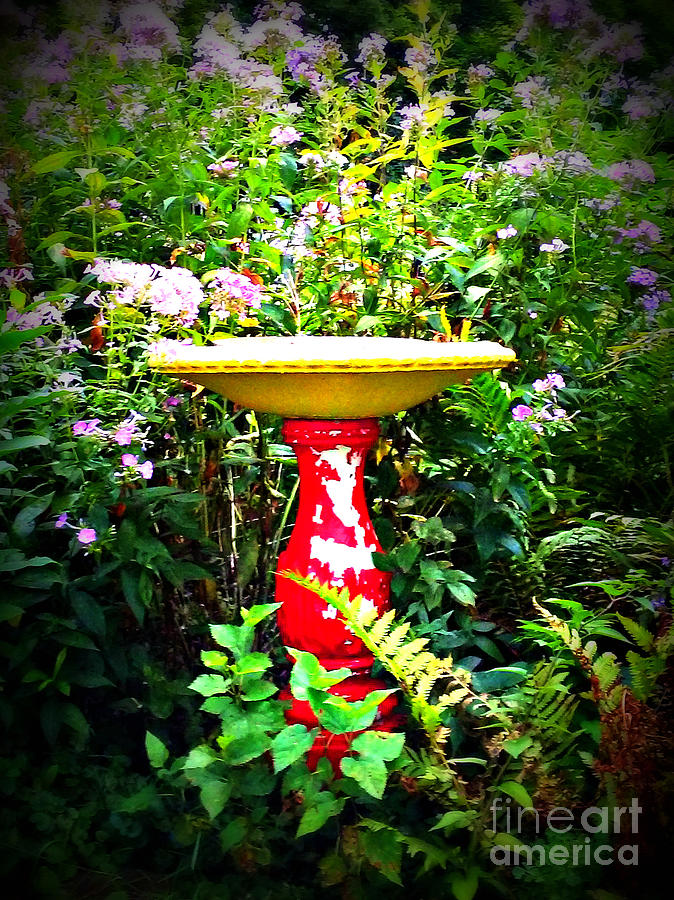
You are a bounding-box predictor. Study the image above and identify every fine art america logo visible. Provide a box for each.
[489,797,641,867]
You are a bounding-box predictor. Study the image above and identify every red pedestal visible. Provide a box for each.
[275,418,401,770]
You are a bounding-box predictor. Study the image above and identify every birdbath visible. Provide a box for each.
[150,335,515,769]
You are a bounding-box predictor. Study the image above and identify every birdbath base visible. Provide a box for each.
[275,417,401,769]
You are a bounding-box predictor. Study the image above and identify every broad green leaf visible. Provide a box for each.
[240,601,282,626]
[200,779,231,819]
[188,673,230,697]
[32,150,80,174]
[271,724,317,772]
[502,735,533,758]
[296,792,344,837]
[210,623,254,659]
[341,754,388,799]
[145,731,169,768]
[430,810,476,832]
[350,730,405,761]
[497,780,533,808]
[0,435,50,457]
[183,746,218,769]
[359,827,403,885]
[450,868,479,900]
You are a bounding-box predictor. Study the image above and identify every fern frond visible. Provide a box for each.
[593,652,620,693]
[617,614,654,652]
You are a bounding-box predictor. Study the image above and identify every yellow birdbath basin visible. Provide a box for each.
[149,335,515,418]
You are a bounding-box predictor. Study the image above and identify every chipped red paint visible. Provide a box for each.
[276,418,401,770]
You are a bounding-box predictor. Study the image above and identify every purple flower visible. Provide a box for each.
[501,152,550,177]
[661,557,671,567]
[73,418,101,436]
[497,224,518,239]
[398,103,429,131]
[626,266,658,287]
[606,159,655,185]
[467,63,494,82]
[474,108,503,124]
[512,404,534,422]
[121,453,138,467]
[642,289,671,311]
[163,396,182,408]
[77,527,97,545]
[355,32,387,69]
[55,513,68,529]
[539,238,569,254]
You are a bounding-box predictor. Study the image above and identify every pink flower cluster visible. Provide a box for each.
[269,124,302,147]
[86,258,205,325]
[208,268,264,322]
[606,160,655,187]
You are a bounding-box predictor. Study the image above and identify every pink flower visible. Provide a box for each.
[207,158,239,177]
[533,373,566,392]
[512,404,534,421]
[269,124,302,146]
[138,460,154,479]
[73,418,101,436]
[113,425,136,446]
[121,453,138,466]
[77,527,97,545]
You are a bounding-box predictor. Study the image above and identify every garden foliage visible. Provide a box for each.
[1,0,673,897]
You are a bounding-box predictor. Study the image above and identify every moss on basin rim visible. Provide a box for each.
[149,335,516,418]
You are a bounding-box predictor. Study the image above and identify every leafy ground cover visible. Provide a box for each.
[1,0,673,897]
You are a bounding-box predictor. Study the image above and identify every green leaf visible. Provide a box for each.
[32,150,81,174]
[189,674,230,697]
[450,868,479,900]
[296,792,344,837]
[240,601,282,627]
[350,730,405,761]
[0,435,50,457]
[240,678,278,701]
[271,724,317,772]
[184,746,218,769]
[430,810,476,832]
[498,780,533,808]
[120,568,147,624]
[210,623,253,660]
[305,687,392,734]
[236,652,272,676]
[70,590,106,637]
[145,732,169,768]
[359,827,403,885]
[471,665,528,692]
[0,602,24,623]
[288,649,352,702]
[502,735,533,758]
[341,754,388,799]
[226,203,254,238]
[0,327,49,353]
[223,732,271,765]
[221,817,247,852]
[200,779,231,819]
